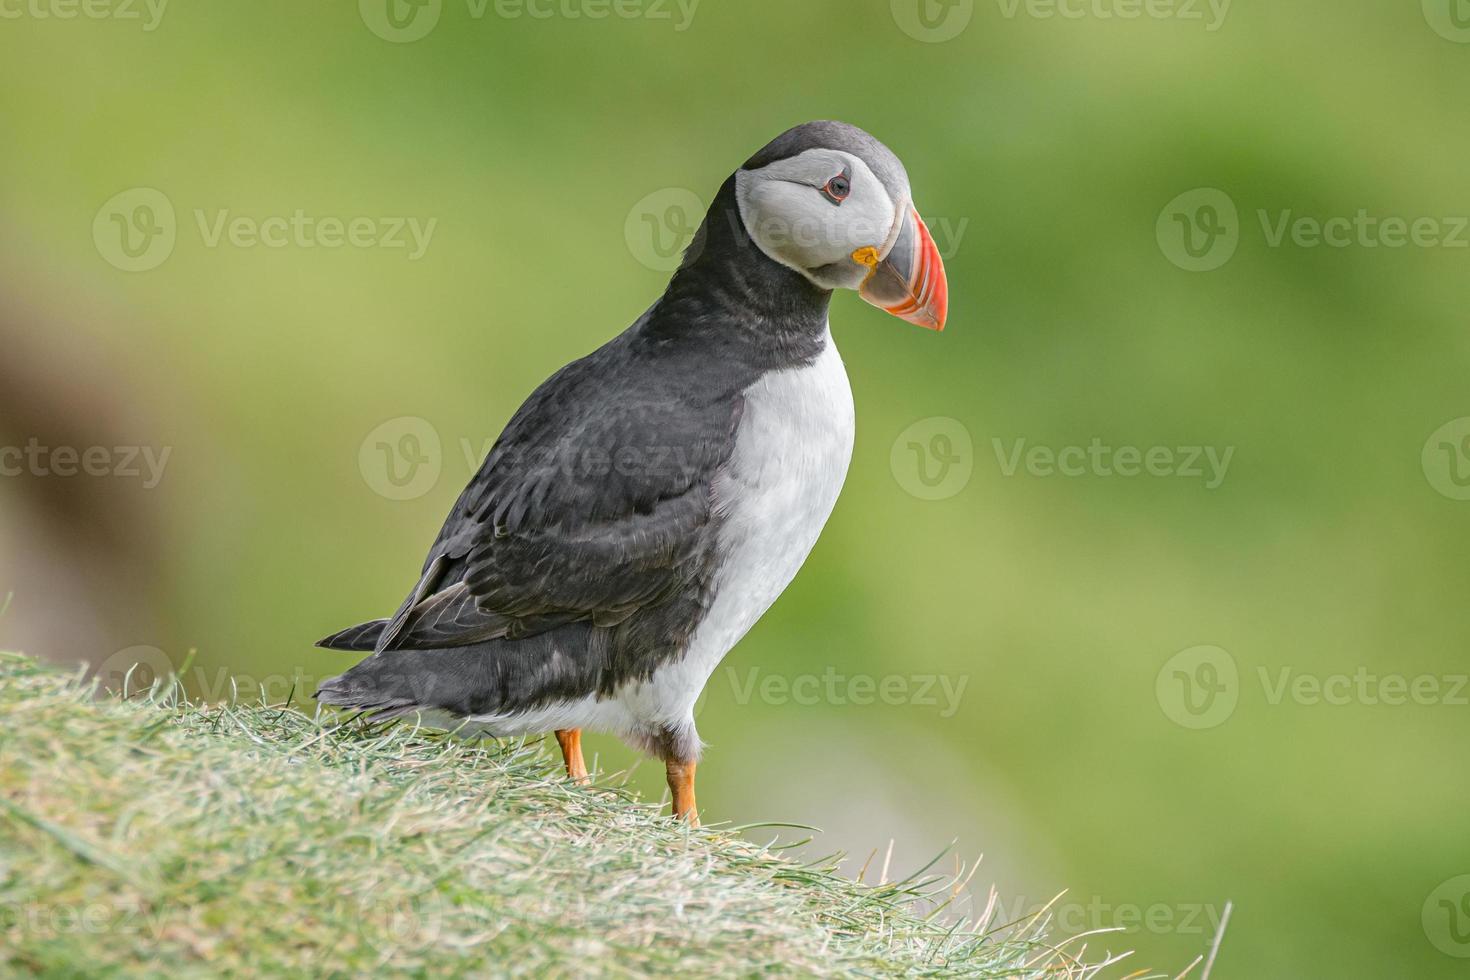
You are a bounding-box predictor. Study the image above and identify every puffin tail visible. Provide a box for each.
[315,619,425,716]
[315,675,420,718]
[314,646,492,720]
[315,619,388,652]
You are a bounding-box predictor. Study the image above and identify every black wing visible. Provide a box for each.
[373,339,744,653]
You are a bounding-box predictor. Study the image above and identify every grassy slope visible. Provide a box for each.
[0,653,1126,978]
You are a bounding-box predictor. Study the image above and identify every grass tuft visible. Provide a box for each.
[0,653,1134,977]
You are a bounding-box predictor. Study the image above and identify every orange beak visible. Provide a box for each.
[857,205,948,331]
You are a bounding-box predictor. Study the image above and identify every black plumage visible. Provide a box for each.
[315,121,923,770]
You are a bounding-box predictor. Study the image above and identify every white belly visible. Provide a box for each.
[618,328,855,731]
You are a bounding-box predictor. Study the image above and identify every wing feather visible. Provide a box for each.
[375,342,743,653]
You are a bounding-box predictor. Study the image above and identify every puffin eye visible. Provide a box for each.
[821,172,851,205]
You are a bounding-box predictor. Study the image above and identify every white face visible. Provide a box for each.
[735,148,910,291]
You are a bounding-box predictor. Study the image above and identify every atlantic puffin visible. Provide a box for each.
[316,121,948,825]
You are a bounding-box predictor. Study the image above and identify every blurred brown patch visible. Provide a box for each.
[0,297,166,667]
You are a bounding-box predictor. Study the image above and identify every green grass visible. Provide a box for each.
[0,653,1132,978]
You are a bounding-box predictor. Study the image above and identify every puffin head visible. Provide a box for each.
[732,120,948,331]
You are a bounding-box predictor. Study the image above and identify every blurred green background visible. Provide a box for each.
[3,0,1469,974]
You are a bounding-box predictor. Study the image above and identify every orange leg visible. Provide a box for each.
[554,729,590,785]
[665,758,699,827]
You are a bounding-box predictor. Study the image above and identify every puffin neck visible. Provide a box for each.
[642,176,833,372]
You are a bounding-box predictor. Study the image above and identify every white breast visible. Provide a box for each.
[620,328,856,730]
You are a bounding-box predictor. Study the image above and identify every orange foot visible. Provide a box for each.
[554,728,590,786]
